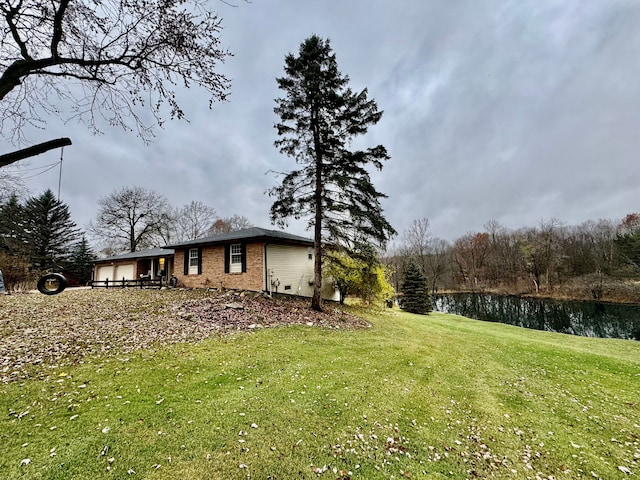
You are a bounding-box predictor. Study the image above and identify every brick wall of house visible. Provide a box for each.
[175,242,265,291]
[133,261,145,278]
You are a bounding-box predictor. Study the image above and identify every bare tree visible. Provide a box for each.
[174,200,217,241]
[537,218,565,290]
[0,0,232,143]
[382,243,407,294]
[483,219,524,289]
[517,219,566,293]
[205,214,252,236]
[452,232,490,290]
[90,186,172,253]
[401,219,450,293]
[402,218,431,273]
[619,213,640,234]
[590,219,616,275]
[0,168,24,202]
[423,237,451,293]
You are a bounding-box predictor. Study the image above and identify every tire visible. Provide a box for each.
[37,273,68,295]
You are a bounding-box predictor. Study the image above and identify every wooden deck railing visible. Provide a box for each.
[90,277,163,289]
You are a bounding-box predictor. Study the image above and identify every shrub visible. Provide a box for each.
[399,261,432,314]
[0,253,37,292]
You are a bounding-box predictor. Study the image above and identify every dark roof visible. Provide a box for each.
[165,227,313,248]
[95,247,175,263]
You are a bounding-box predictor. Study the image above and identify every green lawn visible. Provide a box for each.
[1,296,639,479]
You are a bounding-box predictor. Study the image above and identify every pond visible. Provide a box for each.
[433,293,640,340]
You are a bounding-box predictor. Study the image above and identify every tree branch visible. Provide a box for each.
[4,1,32,61]
[0,137,71,168]
[51,0,71,60]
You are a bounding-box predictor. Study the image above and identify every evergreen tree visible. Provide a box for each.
[0,195,31,289]
[269,35,396,311]
[0,194,27,256]
[615,230,640,271]
[68,236,97,285]
[24,189,80,270]
[399,261,433,315]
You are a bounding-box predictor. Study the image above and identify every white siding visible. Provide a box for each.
[266,244,339,300]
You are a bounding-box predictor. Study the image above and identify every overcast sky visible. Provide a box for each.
[6,0,640,245]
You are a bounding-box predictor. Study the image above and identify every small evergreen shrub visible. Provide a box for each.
[399,261,432,314]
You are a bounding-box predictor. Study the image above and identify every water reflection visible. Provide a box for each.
[434,293,640,340]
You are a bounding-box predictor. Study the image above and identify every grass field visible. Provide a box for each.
[1,289,639,479]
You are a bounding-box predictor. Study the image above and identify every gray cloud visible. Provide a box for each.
[9,0,640,244]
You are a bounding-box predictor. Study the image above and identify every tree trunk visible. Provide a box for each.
[312,236,322,310]
[310,105,324,311]
[130,224,136,253]
[311,159,323,311]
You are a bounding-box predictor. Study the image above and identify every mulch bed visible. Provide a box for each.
[0,289,369,383]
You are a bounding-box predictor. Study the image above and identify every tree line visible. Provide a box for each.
[89,185,250,255]
[388,216,640,302]
[0,190,92,289]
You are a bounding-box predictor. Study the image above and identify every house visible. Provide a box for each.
[93,247,175,283]
[165,227,339,300]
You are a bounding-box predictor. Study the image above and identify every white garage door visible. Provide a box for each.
[96,265,114,282]
[114,264,134,280]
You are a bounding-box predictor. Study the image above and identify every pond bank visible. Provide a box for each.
[434,292,640,340]
[437,278,640,305]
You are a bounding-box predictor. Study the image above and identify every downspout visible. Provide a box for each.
[264,243,270,296]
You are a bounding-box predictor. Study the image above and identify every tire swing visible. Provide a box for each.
[37,273,68,295]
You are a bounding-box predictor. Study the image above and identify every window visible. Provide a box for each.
[231,244,242,264]
[188,248,199,275]
[189,248,199,266]
[307,247,313,260]
[230,243,242,273]
[224,243,245,274]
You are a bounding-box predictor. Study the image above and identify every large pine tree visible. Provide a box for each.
[269,35,395,311]
[24,189,80,270]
